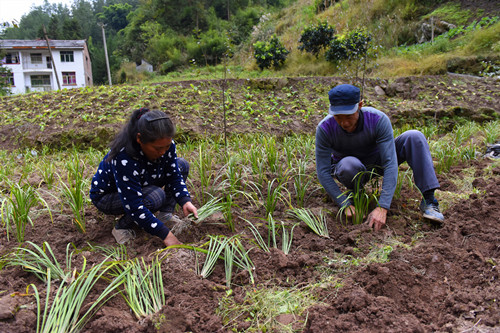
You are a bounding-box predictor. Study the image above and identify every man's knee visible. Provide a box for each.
[335,156,366,189]
[400,130,427,143]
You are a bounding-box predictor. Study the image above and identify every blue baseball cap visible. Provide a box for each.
[328,84,361,115]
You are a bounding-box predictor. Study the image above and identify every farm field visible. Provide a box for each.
[0,75,499,332]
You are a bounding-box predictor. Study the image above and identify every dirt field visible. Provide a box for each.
[0,75,499,332]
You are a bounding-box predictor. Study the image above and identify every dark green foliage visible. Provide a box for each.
[61,19,83,39]
[325,37,349,63]
[326,29,372,64]
[230,7,262,45]
[253,35,289,70]
[315,0,339,13]
[187,30,230,66]
[0,66,13,96]
[119,70,127,84]
[298,21,335,58]
[97,3,132,32]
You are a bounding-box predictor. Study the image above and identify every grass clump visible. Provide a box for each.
[288,208,329,238]
[117,256,166,320]
[29,257,130,333]
[218,285,319,332]
[1,181,52,243]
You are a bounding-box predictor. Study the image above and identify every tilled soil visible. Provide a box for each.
[0,74,499,332]
[0,157,498,333]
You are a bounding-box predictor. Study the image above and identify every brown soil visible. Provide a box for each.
[0,75,499,332]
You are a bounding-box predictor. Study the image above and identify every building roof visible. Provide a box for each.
[0,39,87,50]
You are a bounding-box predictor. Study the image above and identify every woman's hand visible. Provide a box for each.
[182,201,198,219]
[164,231,182,246]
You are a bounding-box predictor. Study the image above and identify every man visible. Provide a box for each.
[315,84,444,231]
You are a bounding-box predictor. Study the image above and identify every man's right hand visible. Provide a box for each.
[344,205,356,221]
[164,232,182,247]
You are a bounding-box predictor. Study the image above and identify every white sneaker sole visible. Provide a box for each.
[422,213,444,223]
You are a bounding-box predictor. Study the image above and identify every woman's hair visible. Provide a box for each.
[106,108,175,161]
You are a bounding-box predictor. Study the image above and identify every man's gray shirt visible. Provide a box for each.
[315,107,398,210]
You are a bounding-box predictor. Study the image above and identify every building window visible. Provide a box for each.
[62,72,76,85]
[31,75,51,87]
[3,52,20,64]
[31,53,43,64]
[60,51,74,62]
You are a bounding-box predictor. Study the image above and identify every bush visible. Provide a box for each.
[230,7,262,45]
[253,35,289,70]
[0,66,12,96]
[187,30,230,66]
[298,21,335,58]
[325,29,372,64]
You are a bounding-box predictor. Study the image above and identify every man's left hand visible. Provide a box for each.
[367,207,388,231]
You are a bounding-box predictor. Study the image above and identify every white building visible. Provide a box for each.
[1,39,93,94]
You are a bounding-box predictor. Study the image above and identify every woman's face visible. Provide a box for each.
[137,135,172,161]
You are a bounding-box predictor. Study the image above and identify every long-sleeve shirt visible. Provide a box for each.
[90,140,190,239]
[315,107,397,210]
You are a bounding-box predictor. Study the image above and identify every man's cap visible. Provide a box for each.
[328,84,360,115]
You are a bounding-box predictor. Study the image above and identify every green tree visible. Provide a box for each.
[253,35,289,70]
[0,66,13,96]
[325,29,372,64]
[187,29,230,66]
[97,3,133,32]
[229,7,262,45]
[298,21,335,58]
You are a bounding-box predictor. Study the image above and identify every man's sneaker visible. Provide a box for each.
[111,227,136,244]
[420,199,444,223]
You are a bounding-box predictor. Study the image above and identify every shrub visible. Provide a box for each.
[230,7,262,45]
[325,29,372,64]
[253,35,289,70]
[0,66,12,96]
[187,30,230,66]
[298,21,335,58]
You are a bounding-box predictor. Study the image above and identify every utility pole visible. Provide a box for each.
[42,25,61,90]
[99,23,112,86]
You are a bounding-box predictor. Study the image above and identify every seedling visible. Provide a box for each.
[1,181,52,242]
[29,257,130,333]
[119,256,166,319]
[288,208,329,238]
[189,196,224,224]
[4,241,73,282]
[337,170,380,225]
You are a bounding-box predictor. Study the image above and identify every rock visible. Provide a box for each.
[416,19,456,44]
[374,86,386,96]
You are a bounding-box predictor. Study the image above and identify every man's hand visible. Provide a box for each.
[163,231,182,246]
[367,207,388,231]
[182,201,198,219]
[344,205,356,220]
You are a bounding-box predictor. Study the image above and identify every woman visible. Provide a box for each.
[90,108,198,246]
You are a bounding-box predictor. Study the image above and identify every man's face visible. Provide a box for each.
[333,110,360,133]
